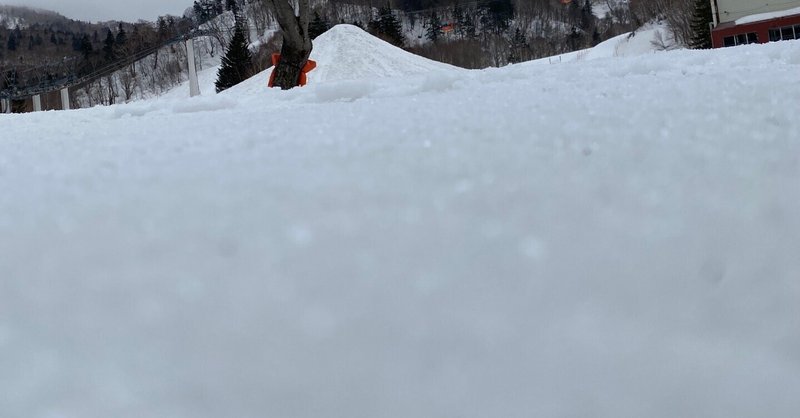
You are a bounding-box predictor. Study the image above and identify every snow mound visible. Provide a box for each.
[216,24,462,97]
[307,24,460,83]
[584,23,676,60]
[518,22,676,68]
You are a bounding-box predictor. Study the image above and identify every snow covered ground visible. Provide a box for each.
[2,26,800,418]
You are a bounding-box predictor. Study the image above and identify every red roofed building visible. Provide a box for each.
[709,0,800,47]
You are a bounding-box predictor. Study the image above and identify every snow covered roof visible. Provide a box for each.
[736,5,800,25]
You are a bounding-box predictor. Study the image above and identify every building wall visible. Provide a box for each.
[715,0,800,23]
[712,13,800,47]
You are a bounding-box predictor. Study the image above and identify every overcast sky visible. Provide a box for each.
[10,0,192,22]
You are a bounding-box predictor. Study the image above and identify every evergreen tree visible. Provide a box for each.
[479,0,513,34]
[215,20,253,93]
[567,26,583,51]
[452,5,464,37]
[369,5,405,47]
[425,12,443,43]
[116,23,127,46]
[79,34,93,60]
[592,27,601,46]
[508,27,529,63]
[7,34,17,51]
[225,0,238,13]
[309,11,330,39]
[194,1,210,23]
[103,29,116,61]
[689,0,713,49]
[581,0,595,32]
[157,16,169,41]
[457,7,476,39]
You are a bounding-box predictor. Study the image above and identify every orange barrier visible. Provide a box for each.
[268,53,317,88]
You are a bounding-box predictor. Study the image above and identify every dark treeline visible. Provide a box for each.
[305,0,638,68]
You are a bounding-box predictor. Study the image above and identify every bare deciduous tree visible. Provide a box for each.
[119,64,137,102]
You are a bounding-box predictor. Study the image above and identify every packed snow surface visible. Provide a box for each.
[2,26,800,418]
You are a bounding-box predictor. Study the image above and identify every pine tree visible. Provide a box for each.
[79,34,93,60]
[372,5,405,47]
[592,27,601,46]
[581,0,595,32]
[215,20,253,93]
[458,8,476,39]
[508,27,528,63]
[567,26,583,51]
[479,0,513,34]
[425,12,443,43]
[103,29,116,61]
[7,34,17,51]
[452,5,464,37]
[689,0,713,49]
[309,11,330,40]
[116,23,127,46]
[226,0,238,13]
[194,1,210,23]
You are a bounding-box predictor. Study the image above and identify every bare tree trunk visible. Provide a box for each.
[268,0,312,90]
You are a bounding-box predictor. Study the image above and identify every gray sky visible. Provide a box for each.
[10,0,192,22]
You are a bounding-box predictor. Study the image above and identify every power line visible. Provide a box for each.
[1,29,213,100]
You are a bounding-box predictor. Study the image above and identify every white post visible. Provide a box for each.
[61,88,71,110]
[186,38,201,97]
[1,98,9,113]
[32,95,42,112]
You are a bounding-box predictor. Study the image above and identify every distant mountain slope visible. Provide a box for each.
[0,5,71,27]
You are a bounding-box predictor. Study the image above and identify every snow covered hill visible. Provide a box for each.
[308,24,460,83]
[1,26,800,418]
[160,24,460,99]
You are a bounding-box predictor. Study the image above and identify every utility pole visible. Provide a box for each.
[186,37,201,97]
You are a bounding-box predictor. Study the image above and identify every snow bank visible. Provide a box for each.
[584,23,676,60]
[1,29,800,418]
[517,23,675,68]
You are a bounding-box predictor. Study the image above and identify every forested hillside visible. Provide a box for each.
[0,5,195,93]
[2,0,700,105]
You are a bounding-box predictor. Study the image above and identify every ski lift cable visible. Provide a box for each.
[1,28,214,100]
